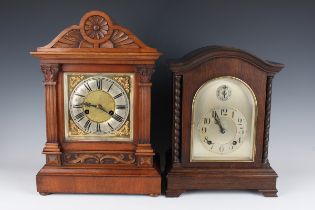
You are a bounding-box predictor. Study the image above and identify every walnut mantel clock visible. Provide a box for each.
[31,11,161,195]
[166,46,284,197]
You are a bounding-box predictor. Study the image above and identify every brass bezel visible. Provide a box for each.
[64,72,134,142]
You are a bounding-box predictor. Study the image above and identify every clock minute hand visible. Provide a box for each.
[82,102,96,108]
[214,113,226,134]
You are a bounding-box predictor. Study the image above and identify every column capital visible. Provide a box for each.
[40,64,61,85]
[136,64,155,83]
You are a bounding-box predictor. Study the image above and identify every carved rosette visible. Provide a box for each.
[136,65,155,83]
[263,76,274,168]
[63,153,135,165]
[40,64,60,85]
[79,11,113,45]
[173,75,182,163]
[84,15,109,40]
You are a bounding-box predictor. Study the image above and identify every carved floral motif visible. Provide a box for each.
[64,153,135,164]
[51,28,140,49]
[84,15,109,40]
[45,12,143,49]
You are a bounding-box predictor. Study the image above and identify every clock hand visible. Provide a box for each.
[96,104,114,116]
[223,90,227,98]
[214,113,226,134]
[81,102,97,108]
[82,102,113,116]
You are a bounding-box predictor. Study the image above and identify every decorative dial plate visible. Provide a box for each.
[64,73,133,141]
[191,76,257,162]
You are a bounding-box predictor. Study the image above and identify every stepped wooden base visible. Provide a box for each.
[166,166,277,197]
[37,165,161,195]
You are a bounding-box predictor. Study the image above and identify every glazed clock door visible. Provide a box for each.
[64,73,133,141]
[191,76,257,162]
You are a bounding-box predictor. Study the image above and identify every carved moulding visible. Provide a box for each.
[40,11,148,49]
[63,153,135,165]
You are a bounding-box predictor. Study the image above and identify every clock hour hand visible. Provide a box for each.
[214,113,226,134]
[97,104,114,116]
[81,102,113,116]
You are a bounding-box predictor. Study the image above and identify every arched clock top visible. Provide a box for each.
[30,11,160,63]
[169,46,284,76]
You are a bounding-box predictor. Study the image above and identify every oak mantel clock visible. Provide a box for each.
[166,46,284,197]
[31,11,161,195]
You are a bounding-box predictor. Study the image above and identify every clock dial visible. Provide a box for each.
[198,107,247,154]
[69,76,130,135]
[191,76,257,162]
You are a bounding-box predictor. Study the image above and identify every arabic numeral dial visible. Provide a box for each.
[198,107,247,154]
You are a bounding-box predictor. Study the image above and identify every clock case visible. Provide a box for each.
[31,11,161,196]
[166,46,284,197]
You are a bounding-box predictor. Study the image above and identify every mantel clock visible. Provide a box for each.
[31,11,161,196]
[166,46,283,197]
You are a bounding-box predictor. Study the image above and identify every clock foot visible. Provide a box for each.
[39,192,52,196]
[259,189,278,197]
[149,193,159,197]
[165,190,185,197]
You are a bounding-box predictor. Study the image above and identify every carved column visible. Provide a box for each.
[173,75,182,164]
[135,64,155,167]
[41,64,62,166]
[263,76,274,168]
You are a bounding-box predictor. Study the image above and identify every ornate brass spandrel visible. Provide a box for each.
[113,76,130,93]
[68,75,85,92]
[69,119,86,135]
[114,121,130,137]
